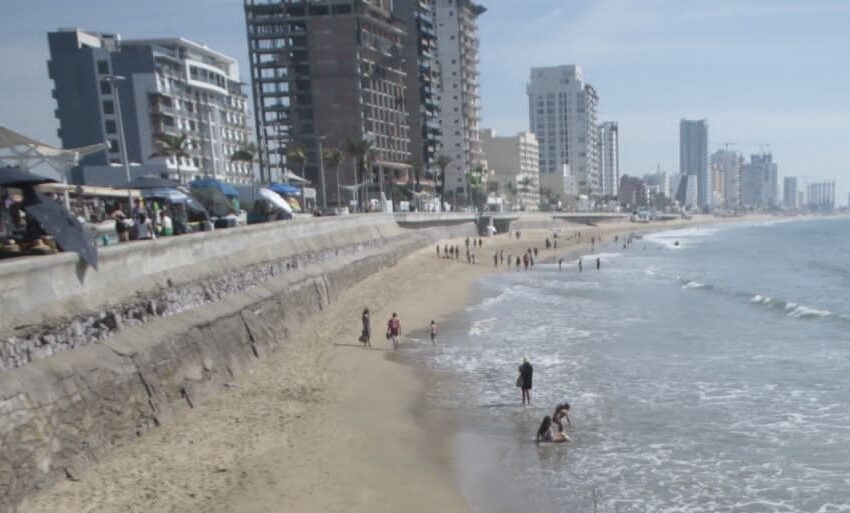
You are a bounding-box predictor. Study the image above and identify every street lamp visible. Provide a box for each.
[316,135,327,211]
[104,74,133,208]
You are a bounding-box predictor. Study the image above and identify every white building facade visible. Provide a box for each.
[434,0,487,201]
[527,65,600,202]
[481,129,541,211]
[598,121,619,198]
[48,29,253,185]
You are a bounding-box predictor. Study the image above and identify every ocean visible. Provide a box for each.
[404,217,850,513]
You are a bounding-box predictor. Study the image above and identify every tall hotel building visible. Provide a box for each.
[396,0,442,185]
[598,121,619,198]
[679,119,710,209]
[47,29,253,185]
[528,65,600,200]
[244,0,411,198]
[434,0,486,199]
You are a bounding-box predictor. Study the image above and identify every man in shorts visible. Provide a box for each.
[387,312,401,350]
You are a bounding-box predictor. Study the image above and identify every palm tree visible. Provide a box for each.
[151,133,191,181]
[323,147,344,207]
[285,145,308,181]
[435,155,453,209]
[230,143,257,163]
[344,139,374,210]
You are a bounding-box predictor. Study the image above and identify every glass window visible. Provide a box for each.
[97,60,109,74]
[103,100,114,114]
[108,139,119,153]
[100,80,111,95]
[105,120,116,134]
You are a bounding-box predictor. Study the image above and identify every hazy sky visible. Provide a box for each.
[2,0,848,202]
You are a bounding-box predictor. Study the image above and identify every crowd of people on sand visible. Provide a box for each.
[358,308,439,351]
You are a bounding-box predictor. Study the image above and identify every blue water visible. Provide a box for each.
[406,218,850,513]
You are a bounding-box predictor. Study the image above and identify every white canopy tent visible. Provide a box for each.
[0,123,109,207]
[0,124,108,175]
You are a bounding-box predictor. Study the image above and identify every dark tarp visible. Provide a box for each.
[22,188,98,270]
[0,167,57,187]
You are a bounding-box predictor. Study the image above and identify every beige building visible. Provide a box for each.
[481,129,540,211]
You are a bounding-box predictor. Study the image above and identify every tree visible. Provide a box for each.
[286,145,307,180]
[344,139,374,210]
[323,147,344,206]
[435,155,453,209]
[230,143,257,163]
[151,133,191,180]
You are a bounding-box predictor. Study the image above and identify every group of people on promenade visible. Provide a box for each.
[113,198,193,243]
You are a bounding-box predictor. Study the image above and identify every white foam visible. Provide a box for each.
[468,317,496,336]
[787,305,832,319]
[750,294,773,304]
[682,280,707,290]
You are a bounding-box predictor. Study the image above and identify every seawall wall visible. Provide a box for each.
[0,214,479,513]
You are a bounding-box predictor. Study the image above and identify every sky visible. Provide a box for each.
[2,0,848,203]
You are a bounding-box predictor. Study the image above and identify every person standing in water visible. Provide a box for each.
[578,257,583,272]
[596,257,601,270]
[559,258,564,271]
[430,320,437,345]
[518,357,533,405]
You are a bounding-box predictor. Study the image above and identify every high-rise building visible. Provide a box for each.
[711,149,742,210]
[527,65,600,200]
[481,129,540,211]
[397,0,441,187]
[598,121,619,198]
[740,153,778,209]
[807,181,836,211]
[783,176,798,209]
[244,0,411,200]
[679,119,710,209]
[643,171,669,198]
[618,175,647,207]
[47,28,253,185]
[434,0,486,201]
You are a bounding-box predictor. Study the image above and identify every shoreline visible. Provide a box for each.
[20,214,796,513]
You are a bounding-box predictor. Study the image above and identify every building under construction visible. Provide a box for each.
[244,0,412,205]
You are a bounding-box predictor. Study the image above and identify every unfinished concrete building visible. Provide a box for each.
[244,0,412,204]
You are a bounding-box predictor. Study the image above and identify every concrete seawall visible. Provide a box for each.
[0,214,480,513]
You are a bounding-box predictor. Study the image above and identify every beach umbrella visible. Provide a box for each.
[267,182,301,195]
[0,167,57,188]
[189,178,239,198]
[128,175,180,189]
[22,188,97,270]
[190,186,236,218]
[258,187,293,214]
[142,188,190,203]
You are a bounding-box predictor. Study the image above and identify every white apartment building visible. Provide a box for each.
[435,0,487,200]
[481,129,541,211]
[48,29,253,186]
[711,149,741,210]
[527,65,600,201]
[598,121,619,198]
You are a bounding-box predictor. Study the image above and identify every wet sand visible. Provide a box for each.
[22,216,773,513]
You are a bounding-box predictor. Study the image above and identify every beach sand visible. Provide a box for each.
[21,216,767,513]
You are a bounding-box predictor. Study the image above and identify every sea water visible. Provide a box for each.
[404,217,850,513]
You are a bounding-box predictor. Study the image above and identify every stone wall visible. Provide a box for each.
[0,215,477,513]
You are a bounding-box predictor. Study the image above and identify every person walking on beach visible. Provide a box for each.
[436,245,440,258]
[516,256,521,269]
[387,312,401,350]
[559,258,564,271]
[578,257,583,272]
[430,320,437,345]
[523,253,529,270]
[360,308,372,348]
[494,252,499,267]
[518,357,533,405]
[596,257,601,270]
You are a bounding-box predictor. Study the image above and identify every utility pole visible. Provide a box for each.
[105,75,133,208]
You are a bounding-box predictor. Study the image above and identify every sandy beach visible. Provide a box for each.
[21,215,774,513]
